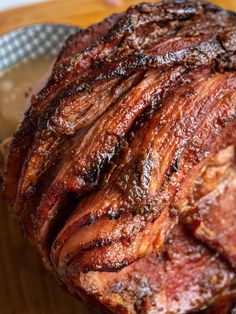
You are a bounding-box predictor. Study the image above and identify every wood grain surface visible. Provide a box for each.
[1,1,236,314]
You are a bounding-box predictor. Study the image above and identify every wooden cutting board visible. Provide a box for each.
[0,1,236,314]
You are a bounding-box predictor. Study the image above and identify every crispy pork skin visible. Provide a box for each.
[3,1,236,313]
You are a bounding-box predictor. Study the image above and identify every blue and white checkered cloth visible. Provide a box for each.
[0,24,80,72]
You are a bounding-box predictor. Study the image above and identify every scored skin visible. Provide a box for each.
[17,67,179,248]
[35,66,189,255]
[13,31,224,223]
[12,8,219,202]
[51,71,236,273]
[15,20,236,202]
[13,27,236,254]
[16,32,227,198]
[5,0,234,206]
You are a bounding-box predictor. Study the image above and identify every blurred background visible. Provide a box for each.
[0,0,236,35]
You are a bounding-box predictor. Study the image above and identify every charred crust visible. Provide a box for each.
[3,3,236,308]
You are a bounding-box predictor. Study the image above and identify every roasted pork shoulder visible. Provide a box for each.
[3,0,236,313]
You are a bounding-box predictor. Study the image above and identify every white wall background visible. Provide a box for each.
[0,0,48,11]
